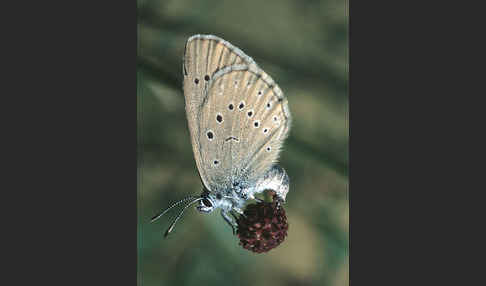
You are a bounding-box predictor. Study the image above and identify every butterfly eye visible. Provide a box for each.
[216,193,222,200]
[202,198,212,207]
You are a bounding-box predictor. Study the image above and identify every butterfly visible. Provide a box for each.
[151,34,291,236]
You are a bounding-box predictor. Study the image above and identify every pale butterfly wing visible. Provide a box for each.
[202,66,291,187]
[183,34,291,192]
[183,34,254,189]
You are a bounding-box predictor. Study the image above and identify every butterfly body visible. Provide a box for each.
[197,164,289,212]
[151,35,291,236]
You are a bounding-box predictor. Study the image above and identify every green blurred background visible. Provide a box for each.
[137,0,348,285]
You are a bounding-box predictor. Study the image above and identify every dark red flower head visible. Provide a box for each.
[236,197,289,253]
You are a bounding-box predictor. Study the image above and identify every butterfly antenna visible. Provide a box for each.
[151,195,197,223]
[164,198,203,237]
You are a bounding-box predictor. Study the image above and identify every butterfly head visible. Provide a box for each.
[196,189,234,213]
[196,191,214,213]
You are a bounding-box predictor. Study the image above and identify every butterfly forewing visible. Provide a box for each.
[183,35,291,192]
[183,35,253,189]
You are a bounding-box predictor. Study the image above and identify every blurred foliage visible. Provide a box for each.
[137,0,348,285]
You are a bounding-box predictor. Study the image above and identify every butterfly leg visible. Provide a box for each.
[233,207,244,215]
[231,209,246,220]
[221,210,238,235]
[230,211,239,221]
